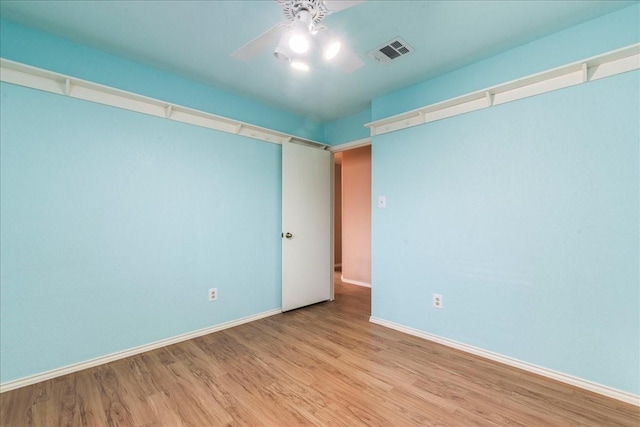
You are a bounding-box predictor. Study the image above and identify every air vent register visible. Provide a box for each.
[367,37,413,63]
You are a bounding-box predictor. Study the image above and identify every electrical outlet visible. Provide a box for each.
[208,288,218,302]
[433,293,443,309]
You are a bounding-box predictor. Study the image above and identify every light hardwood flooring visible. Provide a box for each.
[1,273,638,426]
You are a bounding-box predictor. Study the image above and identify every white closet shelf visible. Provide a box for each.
[0,58,327,149]
[365,44,640,137]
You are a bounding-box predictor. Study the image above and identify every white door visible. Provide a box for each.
[282,141,332,311]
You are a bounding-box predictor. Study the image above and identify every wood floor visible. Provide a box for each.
[1,274,638,426]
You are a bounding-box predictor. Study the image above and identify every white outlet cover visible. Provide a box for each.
[209,288,218,301]
[433,293,443,309]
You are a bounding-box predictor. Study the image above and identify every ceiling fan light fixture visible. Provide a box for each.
[324,40,341,60]
[316,28,341,61]
[289,17,311,53]
[289,33,310,53]
[274,47,290,61]
[232,0,365,73]
[274,32,293,61]
[291,60,310,71]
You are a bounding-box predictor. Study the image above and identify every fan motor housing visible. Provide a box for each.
[277,0,331,23]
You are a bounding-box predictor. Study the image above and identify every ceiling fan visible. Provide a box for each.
[231,0,365,73]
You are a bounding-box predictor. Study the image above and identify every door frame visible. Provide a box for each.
[328,137,372,302]
[280,137,371,308]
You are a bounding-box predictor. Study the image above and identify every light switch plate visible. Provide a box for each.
[378,196,387,208]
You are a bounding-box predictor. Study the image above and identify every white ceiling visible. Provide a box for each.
[0,0,636,122]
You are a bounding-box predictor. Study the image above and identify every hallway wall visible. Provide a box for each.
[341,146,371,285]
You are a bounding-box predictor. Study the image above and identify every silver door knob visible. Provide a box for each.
[284,232,293,239]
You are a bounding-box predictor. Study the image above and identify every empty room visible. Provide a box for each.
[0,0,638,425]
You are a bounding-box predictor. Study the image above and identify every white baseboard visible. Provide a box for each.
[369,316,640,407]
[341,275,371,288]
[0,308,282,393]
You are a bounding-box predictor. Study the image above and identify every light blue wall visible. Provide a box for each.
[0,18,324,142]
[371,70,639,394]
[0,82,282,383]
[324,107,371,145]
[373,3,640,121]
[1,2,639,394]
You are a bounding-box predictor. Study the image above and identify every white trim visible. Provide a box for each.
[369,316,640,407]
[0,58,327,149]
[328,137,372,152]
[330,159,336,302]
[0,308,281,394]
[366,44,640,136]
[341,275,371,288]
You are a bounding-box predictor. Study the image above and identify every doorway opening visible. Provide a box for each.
[333,145,372,315]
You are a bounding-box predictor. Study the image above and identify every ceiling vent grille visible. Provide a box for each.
[367,38,413,63]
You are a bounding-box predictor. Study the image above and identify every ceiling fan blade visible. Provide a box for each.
[231,23,288,61]
[322,0,364,13]
[335,43,364,73]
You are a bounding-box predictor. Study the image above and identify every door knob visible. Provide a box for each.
[284,232,293,239]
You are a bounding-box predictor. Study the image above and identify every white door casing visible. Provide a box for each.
[282,142,332,311]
